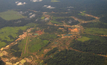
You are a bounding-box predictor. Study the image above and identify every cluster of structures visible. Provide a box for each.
[61,27,80,38]
[4,57,32,65]
[34,30,44,35]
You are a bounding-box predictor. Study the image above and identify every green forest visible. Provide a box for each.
[44,50,106,65]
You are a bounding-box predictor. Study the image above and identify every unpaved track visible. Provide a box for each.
[24,32,29,54]
[69,47,107,58]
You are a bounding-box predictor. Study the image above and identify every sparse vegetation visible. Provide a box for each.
[41,16,45,20]
[51,0,60,2]
[29,38,49,52]
[77,36,90,42]
[84,28,107,35]
[0,23,36,48]
[0,10,26,21]
[78,11,86,16]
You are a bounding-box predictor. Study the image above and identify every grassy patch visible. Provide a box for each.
[78,11,86,16]
[0,10,26,21]
[81,34,106,42]
[0,23,36,48]
[29,38,49,52]
[0,41,6,48]
[41,16,45,20]
[0,26,27,48]
[77,36,90,42]
[30,43,42,52]
[51,0,60,2]
[0,26,27,41]
[84,28,107,35]
[18,37,30,57]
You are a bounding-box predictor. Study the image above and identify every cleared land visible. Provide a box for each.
[0,10,26,21]
[84,28,107,35]
[77,36,90,42]
[78,11,86,16]
[0,23,36,48]
[51,0,60,2]
[0,26,27,41]
[29,38,49,52]
[41,16,45,20]
[18,37,30,57]
[0,26,27,48]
